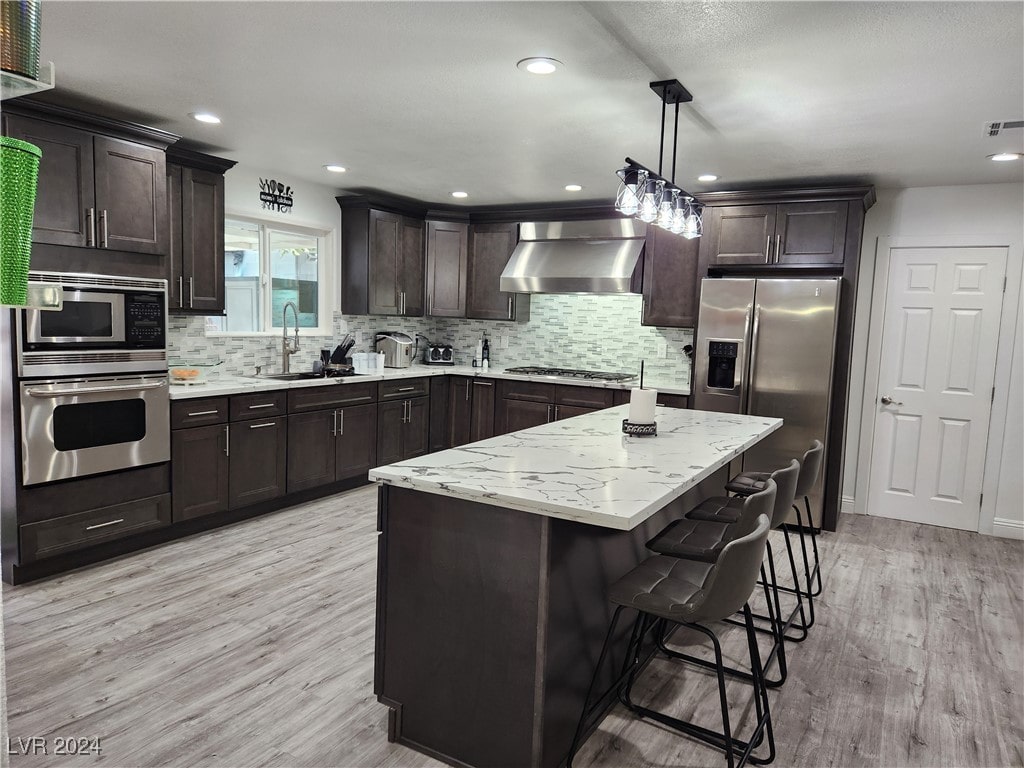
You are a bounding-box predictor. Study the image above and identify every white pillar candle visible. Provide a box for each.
[628,388,657,424]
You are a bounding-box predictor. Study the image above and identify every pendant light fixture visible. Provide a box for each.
[614,79,703,239]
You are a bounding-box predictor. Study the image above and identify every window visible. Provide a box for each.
[207,217,331,334]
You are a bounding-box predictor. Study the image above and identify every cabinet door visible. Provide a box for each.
[554,405,595,420]
[774,202,849,265]
[181,167,225,311]
[167,164,185,308]
[228,417,287,509]
[287,410,337,493]
[403,398,430,460]
[641,225,701,328]
[467,223,526,320]
[376,399,406,465]
[93,135,168,255]
[426,220,468,317]
[428,376,450,452]
[336,403,378,480]
[501,399,551,434]
[368,209,402,315]
[400,217,425,316]
[172,424,229,521]
[4,115,95,247]
[706,204,777,266]
[470,380,495,442]
[448,378,474,447]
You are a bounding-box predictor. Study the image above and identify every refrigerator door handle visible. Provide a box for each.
[745,303,762,413]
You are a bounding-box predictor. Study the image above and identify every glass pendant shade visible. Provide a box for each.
[614,167,647,217]
[638,179,662,223]
[681,199,703,239]
[656,198,674,229]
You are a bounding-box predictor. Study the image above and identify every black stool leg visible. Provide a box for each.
[716,564,788,687]
[740,604,776,766]
[805,496,823,596]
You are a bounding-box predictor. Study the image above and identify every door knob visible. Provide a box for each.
[880,396,903,406]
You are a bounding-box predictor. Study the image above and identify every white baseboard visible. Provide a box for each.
[840,495,861,515]
[992,517,1024,540]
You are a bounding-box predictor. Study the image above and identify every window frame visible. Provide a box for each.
[207,213,336,337]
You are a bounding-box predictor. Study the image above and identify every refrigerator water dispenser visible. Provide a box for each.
[707,340,739,389]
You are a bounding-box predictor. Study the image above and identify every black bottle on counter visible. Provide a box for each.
[482,337,490,363]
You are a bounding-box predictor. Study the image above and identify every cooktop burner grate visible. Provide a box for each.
[504,366,637,382]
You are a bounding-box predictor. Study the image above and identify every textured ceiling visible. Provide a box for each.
[29,1,1024,205]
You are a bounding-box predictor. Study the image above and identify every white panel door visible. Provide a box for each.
[867,246,1007,530]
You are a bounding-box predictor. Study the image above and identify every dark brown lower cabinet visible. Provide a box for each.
[553,405,594,420]
[229,417,287,510]
[470,380,495,442]
[448,377,473,447]
[335,404,378,480]
[498,398,550,434]
[378,397,429,464]
[172,423,229,521]
[287,410,337,494]
[429,377,450,452]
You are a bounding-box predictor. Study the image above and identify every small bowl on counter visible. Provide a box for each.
[168,361,222,386]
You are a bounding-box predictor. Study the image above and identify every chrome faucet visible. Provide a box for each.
[281,301,300,373]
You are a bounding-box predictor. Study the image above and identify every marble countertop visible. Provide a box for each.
[169,365,691,400]
[368,405,781,531]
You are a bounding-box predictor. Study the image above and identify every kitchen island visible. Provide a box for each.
[369,405,781,768]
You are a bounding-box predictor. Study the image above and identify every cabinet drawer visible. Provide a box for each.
[171,397,229,428]
[657,393,690,409]
[379,377,429,401]
[20,493,171,563]
[555,386,614,409]
[230,390,287,421]
[498,379,555,403]
[288,382,377,413]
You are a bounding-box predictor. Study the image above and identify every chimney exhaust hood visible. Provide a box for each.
[499,219,646,294]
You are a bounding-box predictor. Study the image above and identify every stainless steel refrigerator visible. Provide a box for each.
[692,277,840,526]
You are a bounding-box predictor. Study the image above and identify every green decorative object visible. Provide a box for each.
[0,135,41,305]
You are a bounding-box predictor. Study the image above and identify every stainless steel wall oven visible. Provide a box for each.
[16,272,170,486]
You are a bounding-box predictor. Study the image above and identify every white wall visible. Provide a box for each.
[224,164,342,233]
[845,183,1024,536]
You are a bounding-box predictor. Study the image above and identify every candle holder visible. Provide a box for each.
[622,419,657,436]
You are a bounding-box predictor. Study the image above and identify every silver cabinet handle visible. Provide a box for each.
[880,396,903,406]
[474,380,493,386]
[249,422,276,429]
[775,235,782,264]
[338,409,344,437]
[765,236,772,264]
[187,409,219,417]
[188,277,194,308]
[465,382,470,401]
[99,209,109,248]
[248,403,276,409]
[396,386,415,392]
[554,406,560,419]
[85,518,124,531]
[224,425,230,456]
[508,296,513,319]
[178,275,184,308]
[332,409,338,437]
[86,208,96,247]
[546,404,553,422]
[27,380,167,397]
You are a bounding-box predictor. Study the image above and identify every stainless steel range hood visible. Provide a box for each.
[499,219,646,294]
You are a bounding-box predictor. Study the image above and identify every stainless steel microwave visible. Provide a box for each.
[18,271,168,378]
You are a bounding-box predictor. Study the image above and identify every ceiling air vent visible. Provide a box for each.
[985,120,1024,138]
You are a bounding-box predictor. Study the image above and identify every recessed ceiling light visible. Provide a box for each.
[517,57,561,75]
[989,152,1023,162]
[323,165,347,173]
[451,191,469,199]
[190,112,221,124]
[697,174,718,182]
[565,184,583,192]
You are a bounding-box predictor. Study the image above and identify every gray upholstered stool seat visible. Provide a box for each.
[685,495,744,524]
[608,555,713,620]
[643,518,734,562]
[725,472,771,496]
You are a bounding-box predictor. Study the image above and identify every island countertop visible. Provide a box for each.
[368,405,782,531]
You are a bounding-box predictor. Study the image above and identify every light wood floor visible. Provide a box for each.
[4,486,1022,768]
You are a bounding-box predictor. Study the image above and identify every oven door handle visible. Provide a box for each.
[25,381,168,398]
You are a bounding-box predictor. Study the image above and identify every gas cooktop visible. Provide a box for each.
[504,366,637,383]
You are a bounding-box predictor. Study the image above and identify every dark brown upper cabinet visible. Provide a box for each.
[3,105,175,257]
[339,199,426,316]
[641,224,701,328]
[166,149,235,313]
[426,219,469,317]
[467,223,529,321]
[703,200,850,267]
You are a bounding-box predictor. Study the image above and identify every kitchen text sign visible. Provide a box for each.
[259,178,294,213]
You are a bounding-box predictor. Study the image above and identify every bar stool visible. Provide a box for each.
[727,442,824,623]
[644,482,790,686]
[567,514,775,768]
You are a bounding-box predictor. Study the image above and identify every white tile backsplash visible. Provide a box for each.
[168,294,693,389]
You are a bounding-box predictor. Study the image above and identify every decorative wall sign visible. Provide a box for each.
[259,178,294,213]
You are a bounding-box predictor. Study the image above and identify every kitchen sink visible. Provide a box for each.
[254,372,318,381]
